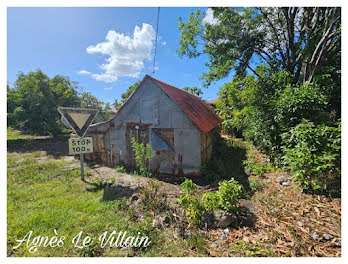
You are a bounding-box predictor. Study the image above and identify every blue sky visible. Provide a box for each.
[7,7,231,105]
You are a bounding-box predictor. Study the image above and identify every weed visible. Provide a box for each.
[229,240,272,257]
[186,233,207,254]
[115,164,127,173]
[78,241,104,257]
[249,177,265,192]
[139,180,168,214]
[131,137,155,177]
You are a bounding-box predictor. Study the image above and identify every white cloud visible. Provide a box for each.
[161,41,167,46]
[78,70,91,75]
[203,8,219,25]
[86,23,155,83]
[103,87,113,90]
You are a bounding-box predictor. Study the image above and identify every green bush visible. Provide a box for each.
[131,137,155,177]
[179,179,245,225]
[243,159,267,176]
[180,178,197,194]
[115,164,127,173]
[202,191,220,211]
[217,179,245,212]
[281,119,341,191]
[178,180,205,225]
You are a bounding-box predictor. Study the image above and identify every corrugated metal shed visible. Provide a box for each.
[149,76,222,134]
[97,75,222,134]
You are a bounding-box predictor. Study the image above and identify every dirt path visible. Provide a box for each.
[87,165,181,194]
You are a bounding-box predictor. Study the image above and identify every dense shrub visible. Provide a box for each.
[217,179,245,212]
[179,179,245,226]
[281,119,341,192]
[216,64,341,192]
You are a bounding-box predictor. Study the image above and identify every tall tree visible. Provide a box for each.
[112,99,122,110]
[8,70,80,135]
[79,92,104,110]
[178,7,341,86]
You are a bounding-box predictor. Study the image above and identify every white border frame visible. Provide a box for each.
[1,1,345,264]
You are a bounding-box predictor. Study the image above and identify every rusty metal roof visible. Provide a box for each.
[91,75,222,133]
[207,98,219,104]
[148,75,222,134]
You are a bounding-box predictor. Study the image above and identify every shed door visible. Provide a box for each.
[125,123,149,170]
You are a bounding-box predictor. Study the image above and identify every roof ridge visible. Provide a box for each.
[148,75,222,133]
[148,75,214,106]
[147,75,198,96]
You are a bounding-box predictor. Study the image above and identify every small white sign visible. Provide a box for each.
[68,137,93,155]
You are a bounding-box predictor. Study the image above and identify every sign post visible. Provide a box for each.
[58,107,99,181]
[80,154,84,181]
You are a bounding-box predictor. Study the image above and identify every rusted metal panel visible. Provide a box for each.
[152,128,174,149]
[150,76,222,134]
[83,75,222,178]
[207,98,219,105]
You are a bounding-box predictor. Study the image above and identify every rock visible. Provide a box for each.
[296,221,303,227]
[276,175,290,184]
[334,238,341,247]
[223,228,230,234]
[282,182,289,186]
[271,207,279,216]
[152,219,161,228]
[214,211,233,228]
[239,199,255,213]
[322,233,333,241]
[244,169,253,176]
[163,215,171,225]
[183,230,193,240]
[202,211,237,228]
[312,232,320,241]
[63,156,75,162]
[131,194,139,202]
[102,183,137,201]
[220,234,227,241]
[202,211,215,228]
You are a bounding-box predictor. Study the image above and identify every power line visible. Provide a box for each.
[153,7,160,74]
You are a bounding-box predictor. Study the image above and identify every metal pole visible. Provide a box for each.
[80,153,84,181]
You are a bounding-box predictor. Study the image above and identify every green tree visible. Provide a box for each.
[8,70,80,135]
[179,7,341,191]
[121,81,141,103]
[79,92,103,110]
[102,102,115,120]
[112,99,122,110]
[183,86,203,97]
[178,7,341,86]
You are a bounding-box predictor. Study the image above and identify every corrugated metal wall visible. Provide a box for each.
[86,78,210,177]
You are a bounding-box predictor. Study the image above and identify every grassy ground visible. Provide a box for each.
[6,129,206,257]
[7,128,341,257]
[7,128,33,140]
